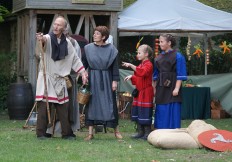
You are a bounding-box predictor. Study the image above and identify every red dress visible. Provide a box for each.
[131,60,154,125]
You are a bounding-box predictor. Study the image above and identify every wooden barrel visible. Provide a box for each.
[7,83,34,120]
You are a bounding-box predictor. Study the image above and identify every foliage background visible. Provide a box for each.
[0,52,17,110]
[0,5,9,22]
[123,0,232,10]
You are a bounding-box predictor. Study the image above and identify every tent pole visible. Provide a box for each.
[204,34,208,75]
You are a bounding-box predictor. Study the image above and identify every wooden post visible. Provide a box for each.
[204,34,208,75]
[110,12,118,48]
[28,10,37,95]
[84,15,90,42]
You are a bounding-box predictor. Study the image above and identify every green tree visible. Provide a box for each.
[123,0,137,8]
[0,5,9,23]
[123,0,232,13]
[198,0,232,12]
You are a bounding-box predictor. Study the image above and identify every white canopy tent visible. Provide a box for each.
[118,0,232,36]
[118,0,232,115]
[118,0,232,74]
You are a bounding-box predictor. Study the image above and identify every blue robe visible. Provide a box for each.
[153,50,187,129]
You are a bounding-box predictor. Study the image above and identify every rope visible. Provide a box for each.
[119,102,130,114]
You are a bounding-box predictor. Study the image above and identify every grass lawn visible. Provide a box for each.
[0,110,232,162]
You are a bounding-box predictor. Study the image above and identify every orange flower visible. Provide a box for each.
[193,49,203,58]
[219,41,231,54]
[193,44,203,58]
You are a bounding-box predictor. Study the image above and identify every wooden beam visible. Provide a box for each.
[35,10,111,15]
[28,10,37,94]
[84,15,90,42]
[89,15,96,29]
[24,13,30,74]
[75,15,85,34]
[21,15,25,76]
[110,12,118,48]
[17,15,22,81]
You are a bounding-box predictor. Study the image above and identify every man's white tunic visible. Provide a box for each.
[35,34,84,104]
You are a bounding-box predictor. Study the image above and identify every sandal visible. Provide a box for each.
[84,134,94,141]
[114,132,123,139]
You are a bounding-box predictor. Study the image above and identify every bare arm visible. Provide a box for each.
[122,62,136,71]
[173,80,182,96]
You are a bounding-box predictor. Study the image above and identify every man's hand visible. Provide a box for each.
[36,32,45,42]
[81,71,88,85]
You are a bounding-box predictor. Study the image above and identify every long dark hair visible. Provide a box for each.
[160,34,176,48]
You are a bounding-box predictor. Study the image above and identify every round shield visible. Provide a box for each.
[198,130,232,152]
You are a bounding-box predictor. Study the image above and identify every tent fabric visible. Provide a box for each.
[118,0,232,33]
[119,69,232,115]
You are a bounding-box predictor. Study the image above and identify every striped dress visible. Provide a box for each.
[131,60,154,125]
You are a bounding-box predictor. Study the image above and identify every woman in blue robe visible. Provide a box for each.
[153,34,187,129]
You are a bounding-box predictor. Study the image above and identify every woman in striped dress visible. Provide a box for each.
[123,44,154,140]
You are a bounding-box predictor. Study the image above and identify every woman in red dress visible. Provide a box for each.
[122,44,154,140]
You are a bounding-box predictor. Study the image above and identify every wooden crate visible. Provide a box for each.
[211,109,226,119]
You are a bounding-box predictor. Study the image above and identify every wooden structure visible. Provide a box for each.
[12,0,123,93]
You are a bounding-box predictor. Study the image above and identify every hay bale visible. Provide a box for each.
[187,120,217,148]
[147,129,199,149]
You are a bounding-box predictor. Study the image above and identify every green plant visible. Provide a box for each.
[123,0,137,8]
[0,5,10,23]
[179,34,232,75]
[0,52,17,110]
[198,0,232,12]
[208,49,232,74]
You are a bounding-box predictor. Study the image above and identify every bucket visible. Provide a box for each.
[7,83,34,120]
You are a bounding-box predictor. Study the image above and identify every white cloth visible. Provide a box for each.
[106,35,113,44]
[35,34,84,104]
[73,39,82,59]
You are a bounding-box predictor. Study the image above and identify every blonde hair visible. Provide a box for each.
[138,44,153,59]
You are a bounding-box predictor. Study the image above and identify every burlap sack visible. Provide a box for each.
[147,129,199,149]
[187,120,217,148]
